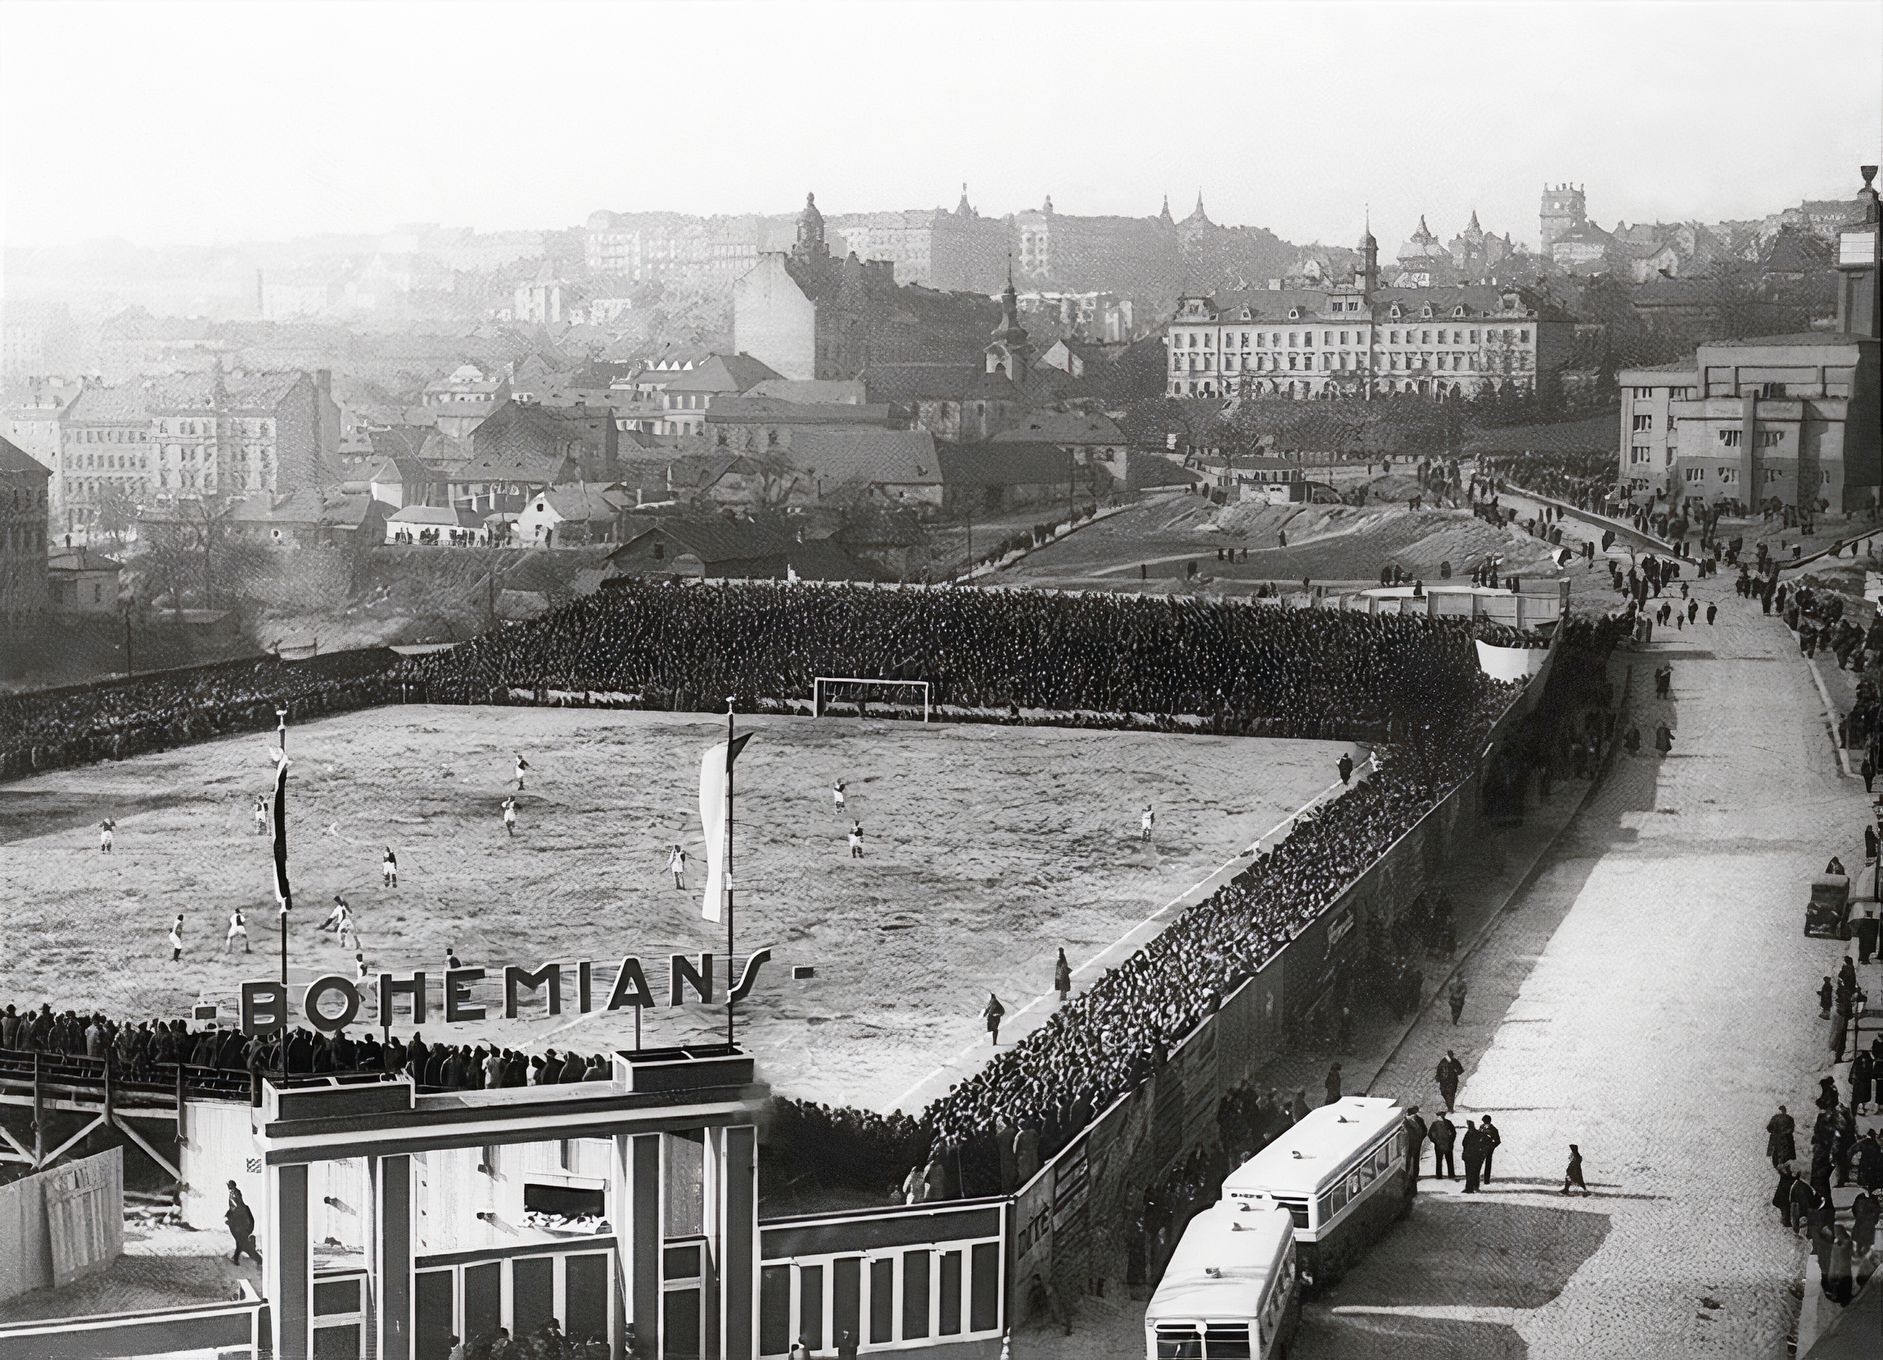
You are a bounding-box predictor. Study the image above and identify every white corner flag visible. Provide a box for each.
[698,733,752,922]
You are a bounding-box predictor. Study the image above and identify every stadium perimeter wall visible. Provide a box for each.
[1003,634,1559,1326]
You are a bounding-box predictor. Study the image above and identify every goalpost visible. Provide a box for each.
[811,677,932,722]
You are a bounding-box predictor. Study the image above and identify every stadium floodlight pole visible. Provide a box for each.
[274,708,291,990]
[724,696,737,1049]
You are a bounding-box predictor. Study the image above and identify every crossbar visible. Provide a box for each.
[811,677,931,722]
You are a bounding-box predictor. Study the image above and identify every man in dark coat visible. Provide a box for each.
[1479,1115,1502,1182]
[1789,1173,1818,1238]
[1461,1119,1488,1193]
[1403,1106,1428,1182]
[1774,1167,1799,1227]
[1767,1105,1798,1167]
[226,1183,262,1266]
[1428,1112,1457,1180]
[1562,1144,1589,1196]
[1324,1063,1342,1106]
[1436,1050,1464,1113]
[1852,1188,1880,1255]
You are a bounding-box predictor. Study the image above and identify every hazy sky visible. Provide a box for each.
[2,0,1879,253]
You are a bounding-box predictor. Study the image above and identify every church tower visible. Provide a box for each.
[1540,183,1587,255]
[985,264,1035,381]
[1358,216,1379,297]
[793,191,829,263]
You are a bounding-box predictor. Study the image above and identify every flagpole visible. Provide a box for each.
[724,696,736,1049]
[276,707,289,988]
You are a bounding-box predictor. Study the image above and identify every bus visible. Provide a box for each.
[1220,1095,1413,1289]
[1145,1198,1299,1359]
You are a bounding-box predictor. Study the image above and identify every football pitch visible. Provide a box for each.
[0,706,1354,1112]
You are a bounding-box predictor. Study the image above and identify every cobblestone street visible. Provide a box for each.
[1294,564,1858,1358]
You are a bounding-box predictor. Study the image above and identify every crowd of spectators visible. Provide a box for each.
[396,581,1505,743]
[1477,452,1617,511]
[0,1002,614,1100]
[0,652,403,781]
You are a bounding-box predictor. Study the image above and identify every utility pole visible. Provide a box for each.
[275,708,290,989]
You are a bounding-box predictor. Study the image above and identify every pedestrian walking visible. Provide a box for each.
[1053,947,1072,1003]
[1706,602,1718,626]
[1461,1119,1487,1193]
[1479,1114,1502,1182]
[1562,1144,1590,1196]
[982,993,1005,1046]
[226,1183,262,1265]
[1767,1105,1798,1167]
[1448,978,1468,1025]
[1654,722,1674,755]
[1428,1111,1457,1179]
[1324,1062,1342,1106]
[1436,1049,1464,1112]
[1820,976,1835,1018]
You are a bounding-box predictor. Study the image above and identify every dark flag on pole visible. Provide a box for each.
[271,755,292,913]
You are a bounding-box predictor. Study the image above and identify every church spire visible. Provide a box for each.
[1159,194,1174,226]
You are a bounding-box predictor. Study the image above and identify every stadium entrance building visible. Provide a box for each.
[248,1046,765,1360]
[1,1041,1012,1360]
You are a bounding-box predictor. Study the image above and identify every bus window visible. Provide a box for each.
[1350,1168,1366,1197]
[1275,1197,1310,1229]
[1204,1322,1253,1357]
[1154,1324,1203,1358]
[1375,1141,1393,1175]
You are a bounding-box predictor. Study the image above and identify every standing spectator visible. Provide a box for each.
[982,993,1005,1047]
[1324,1063,1342,1106]
[1403,1106,1428,1182]
[1428,1111,1457,1180]
[1448,978,1468,1025]
[1053,948,1072,1004]
[1461,1118,1488,1193]
[1479,1114,1502,1182]
[1337,752,1354,786]
[1820,977,1835,1019]
[1775,1166,1799,1227]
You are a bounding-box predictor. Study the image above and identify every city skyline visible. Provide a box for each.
[1,0,1878,256]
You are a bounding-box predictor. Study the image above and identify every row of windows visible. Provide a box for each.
[1629,386,1698,401]
[1176,349,1530,374]
[1714,429,1788,449]
[1315,1136,1400,1224]
[1175,327,1530,349]
[69,427,148,444]
[1683,464,1833,486]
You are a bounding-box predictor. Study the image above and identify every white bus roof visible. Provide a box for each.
[1223,1096,1404,1199]
[1145,1199,1294,1322]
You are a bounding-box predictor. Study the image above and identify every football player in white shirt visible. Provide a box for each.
[225,910,251,953]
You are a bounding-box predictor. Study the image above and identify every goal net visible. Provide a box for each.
[811,677,932,721]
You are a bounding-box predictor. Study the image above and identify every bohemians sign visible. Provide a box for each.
[239,950,772,1036]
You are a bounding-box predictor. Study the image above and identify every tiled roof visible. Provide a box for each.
[782,427,941,488]
[704,397,892,426]
[541,484,629,522]
[860,364,1023,403]
[661,353,783,395]
[990,411,1125,445]
[62,385,150,424]
[615,516,793,563]
[746,378,869,404]
[47,548,123,572]
[941,442,1074,487]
